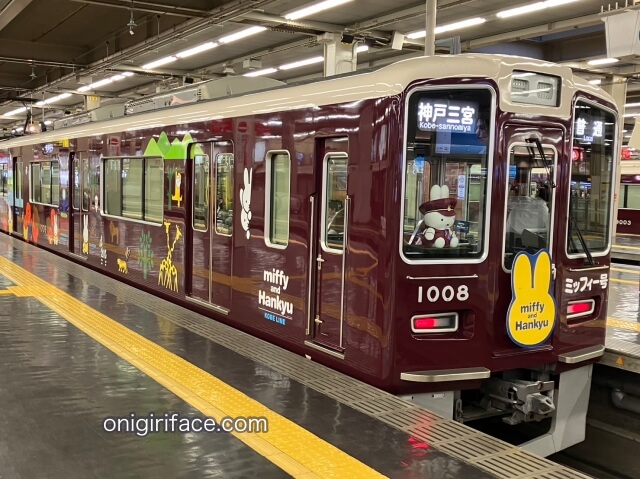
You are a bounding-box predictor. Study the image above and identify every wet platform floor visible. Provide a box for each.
[0,237,523,479]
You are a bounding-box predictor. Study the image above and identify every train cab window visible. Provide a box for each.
[30,160,59,206]
[103,157,163,224]
[402,88,492,261]
[568,102,615,256]
[503,145,555,270]
[266,151,291,248]
[622,182,640,209]
[14,159,22,201]
[322,154,347,252]
[82,158,90,211]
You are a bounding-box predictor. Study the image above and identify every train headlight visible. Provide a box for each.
[411,313,458,333]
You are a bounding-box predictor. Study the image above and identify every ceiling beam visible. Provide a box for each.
[67,0,208,18]
[0,0,33,31]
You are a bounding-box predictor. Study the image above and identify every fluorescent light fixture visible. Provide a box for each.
[589,79,602,85]
[624,113,639,117]
[35,92,73,107]
[44,120,53,125]
[218,26,267,44]
[407,16,486,39]
[545,0,580,6]
[356,45,369,53]
[587,57,619,66]
[89,78,114,88]
[626,102,640,108]
[243,68,277,77]
[110,74,125,81]
[279,56,324,70]
[78,85,91,92]
[176,41,218,58]
[57,93,72,99]
[435,17,486,34]
[284,0,353,20]
[497,2,546,18]
[142,56,177,69]
[4,106,27,116]
[122,71,135,77]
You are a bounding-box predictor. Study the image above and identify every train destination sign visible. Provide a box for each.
[506,250,557,348]
[416,100,478,133]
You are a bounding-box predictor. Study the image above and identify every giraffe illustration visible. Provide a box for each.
[158,221,182,292]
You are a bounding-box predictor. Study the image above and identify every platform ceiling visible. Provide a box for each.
[0,0,638,134]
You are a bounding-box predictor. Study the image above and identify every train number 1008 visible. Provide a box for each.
[418,285,469,303]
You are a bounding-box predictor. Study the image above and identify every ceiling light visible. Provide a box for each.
[110,74,125,81]
[407,30,426,40]
[626,102,640,107]
[4,107,27,117]
[284,0,353,20]
[435,17,486,34]
[122,71,135,77]
[356,45,369,53]
[142,56,177,70]
[544,0,580,6]
[176,42,218,58]
[497,2,546,18]
[243,68,277,77]
[44,120,53,125]
[589,79,602,85]
[218,26,267,44]
[78,85,91,92]
[89,78,114,88]
[587,57,619,66]
[279,56,324,70]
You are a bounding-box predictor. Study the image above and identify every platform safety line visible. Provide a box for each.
[0,255,387,479]
[607,317,640,333]
[611,267,640,275]
[610,278,639,286]
[612,244,640,250]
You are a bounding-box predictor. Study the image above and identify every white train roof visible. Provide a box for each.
[0,53,616,150]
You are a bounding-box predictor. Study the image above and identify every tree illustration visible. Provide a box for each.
[138,230,155,280]
[166,164,178,209]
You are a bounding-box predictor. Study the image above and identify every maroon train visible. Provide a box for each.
[616,160,640,235]
[0,54,619,455]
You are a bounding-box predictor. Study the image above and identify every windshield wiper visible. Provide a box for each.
[569,216,595,266]
[525,138,556,188]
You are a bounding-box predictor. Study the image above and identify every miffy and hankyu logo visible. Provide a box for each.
[240,168,252,239]
[507,249,557,348]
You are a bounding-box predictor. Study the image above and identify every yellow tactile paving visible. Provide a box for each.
[607,317,640,333]
[0,255,387,479]
[610,278,639,286]
[611,267,640,275]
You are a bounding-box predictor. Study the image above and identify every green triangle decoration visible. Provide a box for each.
[181,133,193,145]
[143,138,163,157]
[165,138,186,160]
[157,132,172,156]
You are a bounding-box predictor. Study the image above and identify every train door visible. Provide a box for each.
[498,126,562,354]
[188,141,233,313]
[12,157,23,236]
[70,152,90,256]
[309,138,349,351]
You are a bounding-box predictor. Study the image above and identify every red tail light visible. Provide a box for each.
[411,313,458,333]
[567,299,595,319]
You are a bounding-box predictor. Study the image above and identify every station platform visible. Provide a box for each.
[0,234,591,479]
[611,234,640,263]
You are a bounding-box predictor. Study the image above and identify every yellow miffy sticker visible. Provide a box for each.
[507,249,557,348]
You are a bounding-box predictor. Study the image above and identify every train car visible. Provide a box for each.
[0,54,618,456]
[616,159,640,235]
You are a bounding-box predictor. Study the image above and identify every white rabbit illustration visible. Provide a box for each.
[239,167,253,239]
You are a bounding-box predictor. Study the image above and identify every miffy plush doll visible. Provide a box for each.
[418,185,459,248]
[239,167,252,239]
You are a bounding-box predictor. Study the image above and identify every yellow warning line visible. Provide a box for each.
[611,267,640,275]
[610,278,639,286]
[608,317,640,333]
[0,255,386,479]
[613,244,640,250]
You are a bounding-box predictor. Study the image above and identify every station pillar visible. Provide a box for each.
[602,75,627,233]
[319,33,357,77]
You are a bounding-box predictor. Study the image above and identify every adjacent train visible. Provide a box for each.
[0,54,618,455]
[616,159,640,235]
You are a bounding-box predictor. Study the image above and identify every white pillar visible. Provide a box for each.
[424,0,436,56]
[602,75,627,236]
[321,33,356,77]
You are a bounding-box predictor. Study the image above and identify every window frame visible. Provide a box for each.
[320,152,348,255]
[190,144,210,233]
[501,142,558,273]
[0,163,7,197]
[29,159,60,207]
[100,156,164,226]
[399,84,497,265]
[565,97,618,260]
[264,150,291,249]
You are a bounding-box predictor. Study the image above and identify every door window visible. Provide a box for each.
[322,154,347,252]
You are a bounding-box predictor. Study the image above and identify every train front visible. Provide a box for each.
[394,62,617,456]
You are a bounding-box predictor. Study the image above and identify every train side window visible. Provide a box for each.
[265,151,291,248]
[104,159,122,215]
[322,154,347,252]
[192,148,209,232]
[15,159,22,201]
[30,163,41,203]
[72,158,80,210]
[402,88,493,261]
[82,158,90,211]
[30,160,59,206]
[122,158,143,219]
[625,185,640,209]
[52,161,59,205]
[215,144,234,236]
[0,163,6,197]
[145,158,164,223]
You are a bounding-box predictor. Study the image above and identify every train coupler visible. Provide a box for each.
[481,377,556,425]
